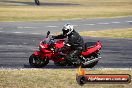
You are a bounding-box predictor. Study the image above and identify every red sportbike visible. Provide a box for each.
[29,31,102,68]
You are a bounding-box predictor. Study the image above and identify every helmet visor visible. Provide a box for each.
[62,28,69,35]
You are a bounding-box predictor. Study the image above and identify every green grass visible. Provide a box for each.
[0,69,131,88]
[0,0,132,21]
[80,28,132,38]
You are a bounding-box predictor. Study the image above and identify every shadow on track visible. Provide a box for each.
[24,64,77,69]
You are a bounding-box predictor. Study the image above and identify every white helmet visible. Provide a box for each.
[62,24,74,35]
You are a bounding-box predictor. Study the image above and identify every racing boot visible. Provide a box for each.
[68,50,82,65]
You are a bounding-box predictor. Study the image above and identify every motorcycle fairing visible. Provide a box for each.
[33,50,53,59]
[81,41,102,56]
[34,51,41,56]
[54,40,65,48]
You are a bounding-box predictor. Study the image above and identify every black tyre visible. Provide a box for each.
[35,0,40,5]
[29,54,49,68]
[82,61,98,68]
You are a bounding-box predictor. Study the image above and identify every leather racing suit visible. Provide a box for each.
[52,29,84,64]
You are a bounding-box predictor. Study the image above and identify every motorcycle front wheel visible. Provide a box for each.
[29,54,49,68]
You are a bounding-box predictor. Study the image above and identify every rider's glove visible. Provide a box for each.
[66,43,71,47]
[51,37,54,40]
[51,36,55,40]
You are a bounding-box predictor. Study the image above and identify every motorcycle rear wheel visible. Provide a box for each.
[29,54,49,68]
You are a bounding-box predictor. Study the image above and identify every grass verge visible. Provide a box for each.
[0,0,132,21]
[80,28,132,38]
[0,69,131,88]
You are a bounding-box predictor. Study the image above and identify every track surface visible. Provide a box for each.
[0,17,132,68]
[0,16,132,34]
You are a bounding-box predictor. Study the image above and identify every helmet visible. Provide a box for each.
[62,24,74,35]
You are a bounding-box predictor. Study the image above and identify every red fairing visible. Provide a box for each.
[34,50,53,59]
[55,40,65,48]
[41,53,53,59]
[81,41,102,56]
[39,43,52,53]
[34,51,41,56]
[53,58,65,62]
[40,43,49,48]
[41,48,52,53]
[96,41,102,48]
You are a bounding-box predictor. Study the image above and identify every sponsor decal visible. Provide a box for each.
[76,66,131,85]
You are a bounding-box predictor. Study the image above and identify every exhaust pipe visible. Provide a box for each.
[83,57,101,65]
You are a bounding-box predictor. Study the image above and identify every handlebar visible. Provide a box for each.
[49,38,55,45]
[42,31,70,47]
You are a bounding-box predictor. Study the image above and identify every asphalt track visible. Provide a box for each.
[0,17,132,68]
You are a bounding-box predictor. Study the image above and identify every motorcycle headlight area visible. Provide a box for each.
[39,45,45,51]
[42,38,50,44]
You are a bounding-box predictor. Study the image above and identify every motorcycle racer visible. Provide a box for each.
[29,30,102,68]
[52,24,85,64]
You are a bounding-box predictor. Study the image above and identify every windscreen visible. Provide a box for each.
[42,38,50,44]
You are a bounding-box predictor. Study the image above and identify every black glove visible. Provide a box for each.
[65,43,71,47]
[52,36,56,39]
[51,36,55,40]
